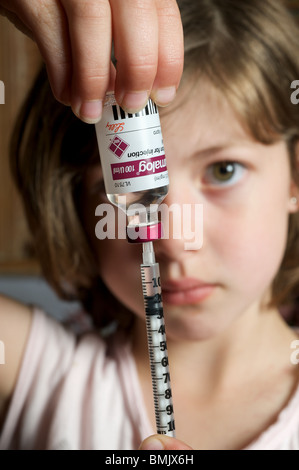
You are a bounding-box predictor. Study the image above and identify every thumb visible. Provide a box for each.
[139,434,193,451]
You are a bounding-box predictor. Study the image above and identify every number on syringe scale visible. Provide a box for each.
[158,324,165,334]
[152,276,161,288]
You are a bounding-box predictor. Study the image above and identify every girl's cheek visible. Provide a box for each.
[206,194,287,269]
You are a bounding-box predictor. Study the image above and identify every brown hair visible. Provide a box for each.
[10,0,299,328]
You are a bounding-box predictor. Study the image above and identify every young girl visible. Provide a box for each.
[1,0,299,450]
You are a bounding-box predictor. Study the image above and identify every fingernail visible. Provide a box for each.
[74,99,103,124]
[140,438,165,450]
[152,86,176,107]
[120,91,149,113]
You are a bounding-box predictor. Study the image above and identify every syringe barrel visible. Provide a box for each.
[141,261,176,437]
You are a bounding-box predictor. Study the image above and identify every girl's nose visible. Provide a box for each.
[154,187,203,262]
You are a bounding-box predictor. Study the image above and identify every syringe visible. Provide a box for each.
[141,241,176,437]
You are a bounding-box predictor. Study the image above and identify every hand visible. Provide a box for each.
[139,434,193,450]
[0,0,184,123]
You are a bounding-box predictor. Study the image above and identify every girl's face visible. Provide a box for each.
[84,81,298,341]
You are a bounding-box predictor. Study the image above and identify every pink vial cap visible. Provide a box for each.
[127,222,163,244]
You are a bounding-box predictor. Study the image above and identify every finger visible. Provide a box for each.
[61,0,112,123]
[151,0,184,107]
[34,4,72,106]
[139,434,193,451]
[6,0,72,106]
[107,62,116,92]
[109,0,159,113]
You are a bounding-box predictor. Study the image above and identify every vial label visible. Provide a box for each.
[95,98,169,194]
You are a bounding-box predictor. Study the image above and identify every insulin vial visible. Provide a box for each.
[95,93,169,243]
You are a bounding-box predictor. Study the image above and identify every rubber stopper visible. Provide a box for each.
[126,222,163,243]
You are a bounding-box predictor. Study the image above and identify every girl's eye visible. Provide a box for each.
[203,161,246,187]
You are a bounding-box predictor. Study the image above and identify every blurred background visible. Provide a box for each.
[0,1,299,322]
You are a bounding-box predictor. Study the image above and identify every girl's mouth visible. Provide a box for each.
[161,278,216,306]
